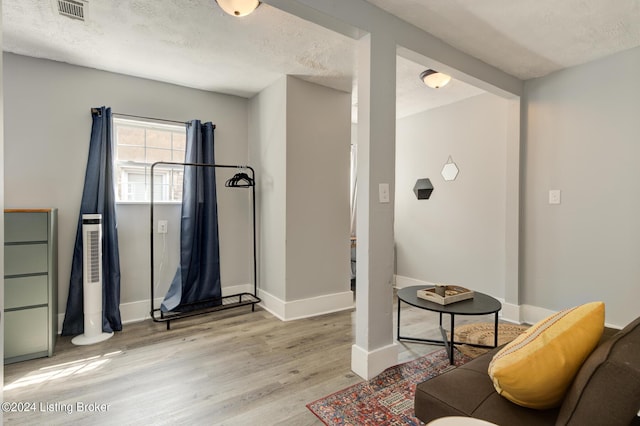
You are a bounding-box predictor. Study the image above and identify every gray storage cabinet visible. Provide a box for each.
[4,209,58,364]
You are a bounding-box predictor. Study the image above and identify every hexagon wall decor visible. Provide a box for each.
[441,156,459,181]
[413,178,434,200]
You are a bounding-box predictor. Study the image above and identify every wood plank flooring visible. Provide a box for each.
[3,294,498,425]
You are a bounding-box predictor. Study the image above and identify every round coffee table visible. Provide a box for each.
[396,286,502,364]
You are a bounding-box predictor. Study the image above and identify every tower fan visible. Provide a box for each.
[72,214,114,345]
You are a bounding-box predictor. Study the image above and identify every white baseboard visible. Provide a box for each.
[258,288,354,321]
[394,275,627,327]
[394,275,435,289]
[394,275,524,324]
[499,302,521,324]
[57,313,64,334]
[520,304,556,325]
[222,283,255,297]
[351,342,399,380]
[120,298,158,324]
[58,278,620,334]
[518,304,623,329]
[56,283,256,334]
[256,290,286,320]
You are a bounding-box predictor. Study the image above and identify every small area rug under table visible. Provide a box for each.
[453,322,529,358]
[307,322,529,425]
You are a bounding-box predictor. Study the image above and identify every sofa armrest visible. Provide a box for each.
[557,317,640,426]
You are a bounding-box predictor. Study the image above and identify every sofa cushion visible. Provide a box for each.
[415,349,558,426]
[488,302,605,409]
[556,315,640,425]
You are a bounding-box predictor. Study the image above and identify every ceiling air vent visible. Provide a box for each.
[56,0,86,21]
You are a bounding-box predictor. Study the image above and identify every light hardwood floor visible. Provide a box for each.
[3,294,496,425]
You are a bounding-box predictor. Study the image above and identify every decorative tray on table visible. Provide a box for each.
[417,285,474,305]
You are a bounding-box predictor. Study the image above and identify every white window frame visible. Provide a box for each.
[113,116,186,203]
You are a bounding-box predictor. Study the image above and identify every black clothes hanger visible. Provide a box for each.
[225,172,254,188]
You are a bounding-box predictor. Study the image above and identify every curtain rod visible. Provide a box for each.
[113,112,188,126]
[91,109,216,128]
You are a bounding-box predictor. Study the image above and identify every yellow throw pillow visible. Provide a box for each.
[487,301,605,410]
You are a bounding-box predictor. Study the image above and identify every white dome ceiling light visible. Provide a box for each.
[215,0,260,17]
[419,69,452,89]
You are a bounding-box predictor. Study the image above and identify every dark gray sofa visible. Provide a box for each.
[414,316,640,425]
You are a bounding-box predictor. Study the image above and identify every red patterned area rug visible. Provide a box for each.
[306,348,471,426]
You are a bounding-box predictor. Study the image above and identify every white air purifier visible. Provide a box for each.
[72,214,114,345]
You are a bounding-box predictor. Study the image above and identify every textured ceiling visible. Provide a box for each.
[3,0,639,117]
[396,56,484,118]
[366,0,640,80]
[2,0,355,97]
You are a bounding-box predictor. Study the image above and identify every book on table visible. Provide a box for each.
[417,285,474,305]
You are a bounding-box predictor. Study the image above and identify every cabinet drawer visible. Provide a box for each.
[5,276,48,309]
[5,244,48,276]
[4,307,49,360]
[5,212,48,243]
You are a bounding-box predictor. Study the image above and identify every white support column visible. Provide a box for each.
[351,32,399,380]
[502,97,522,323]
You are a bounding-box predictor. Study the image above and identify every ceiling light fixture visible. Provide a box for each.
[215,0,260,17]
[419,69,451,89]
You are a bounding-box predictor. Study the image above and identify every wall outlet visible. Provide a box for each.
[158,220,168,234]
[548,190,561,205]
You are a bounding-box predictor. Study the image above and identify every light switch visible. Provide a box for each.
[158,220,168,233]
[549,190,561,205]
[379,183,390,203]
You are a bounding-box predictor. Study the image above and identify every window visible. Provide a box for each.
[113,117,186,202]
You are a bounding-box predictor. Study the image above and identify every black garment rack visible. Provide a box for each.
[149,161,260,330]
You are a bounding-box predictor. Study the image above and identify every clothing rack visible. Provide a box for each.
[149,161,259,330]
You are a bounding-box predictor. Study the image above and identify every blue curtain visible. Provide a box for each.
[62,106,122,335]
[161,121,221,312]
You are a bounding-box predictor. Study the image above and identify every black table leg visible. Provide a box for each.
[438,314,456,365]
[494,312,499,347]
[396,294,498,366]
[398,297,454,351]
[450,314,455,364]
[439,318,449,361]
[395,287,502,366]
[397,296,401,339]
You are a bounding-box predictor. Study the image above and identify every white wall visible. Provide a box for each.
[395,93,509,298]
[248,77,288,300]
[3,53,252,324]
[286,76,351,300]
[523,46,640,328]
[249,76,352,319]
